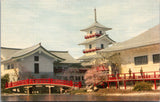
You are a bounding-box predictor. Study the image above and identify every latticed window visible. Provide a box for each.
[101,44,104,49]
[34,56,39,61]
[153,54,160,63]
[34,63,39,73]
[7,65,10,69]
[134,56,148,65]
[89,44,92,49]
[99,31,102,34]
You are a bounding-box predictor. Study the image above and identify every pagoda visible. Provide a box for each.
[78,9,115,67]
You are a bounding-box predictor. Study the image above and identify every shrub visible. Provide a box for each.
[1,74,12,93]
[133,81,152,91]
[1,74,10,90]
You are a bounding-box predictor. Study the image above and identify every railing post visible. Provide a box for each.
[5,82,8,88]
[79,81,82,88]
[27,79,29,84]
[133,73,135,79]
[70,80,73,87]
[143,72,145,78]
[116,81,118,89]
[107,82,109,88]
[154,72,156,78]
[154,79,157,90]
[50,78,52,83]
[124,81,126,90]
[124,74,126,79]
[11,82,12,87]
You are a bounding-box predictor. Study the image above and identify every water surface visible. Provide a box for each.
[1,94,160,101]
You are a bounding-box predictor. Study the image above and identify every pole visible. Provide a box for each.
[116,81,118,89]
[94,8,97,22]
[124,81,126,90]
[154,80,157,90]
[48,86,51,94]
[107,82,109,88]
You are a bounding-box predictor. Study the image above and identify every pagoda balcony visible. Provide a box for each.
[83,47,101,53]
[84,33,101,39]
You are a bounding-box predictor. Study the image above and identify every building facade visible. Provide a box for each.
[99,24,160,74]
[1,43,84,82]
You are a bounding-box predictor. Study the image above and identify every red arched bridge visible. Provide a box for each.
[5,79,82,89]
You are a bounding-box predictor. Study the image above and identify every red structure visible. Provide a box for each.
[105,71,160,90]
[5,79,82,89]
[95,66,160,90]
[83,47,101,53]
[84,33,101,39]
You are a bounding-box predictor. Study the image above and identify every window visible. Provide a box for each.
[34,56,39,61]
[82,76,84,80]
[101,44,104,49]
[89,44,92,49]
[90,31,92,34]
[153,54,160,63]
[134,56,148,65]
[34,63,39,73]
[99,31,102,34]
[7,65,10,69]
[11,64,14,69]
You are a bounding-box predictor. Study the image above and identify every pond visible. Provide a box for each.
[1,94,160,101]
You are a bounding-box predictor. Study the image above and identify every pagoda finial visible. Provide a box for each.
[94,8,97,23]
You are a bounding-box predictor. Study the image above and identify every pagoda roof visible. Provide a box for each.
[99,24,160,53]
[80,21,112,32]
[78,54,101,60]
[78,34,115,45]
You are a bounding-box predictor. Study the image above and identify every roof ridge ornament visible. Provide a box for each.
[39,42,41,46]
[94,8,97,23]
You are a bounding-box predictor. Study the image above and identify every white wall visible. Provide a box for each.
[18,52,55,78]
[120,44,160,73]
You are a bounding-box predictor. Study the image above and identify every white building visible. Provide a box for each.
[99,24,160,74]
[1,43,80,82]
[78,9,115,67]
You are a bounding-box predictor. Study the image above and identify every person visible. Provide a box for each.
[140,67,143,78]
[129,68,132,79]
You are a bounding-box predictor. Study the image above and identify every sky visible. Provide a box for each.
[2,0,160,59]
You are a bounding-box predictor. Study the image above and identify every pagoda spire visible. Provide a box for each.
[94,8,97,23]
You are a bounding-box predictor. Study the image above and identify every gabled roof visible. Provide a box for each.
[80,21,112,32]
[1,43,64,62]
[78,34,115,45]
[100,24,160,52]
[1,44,79,64]
[50,51,80,64]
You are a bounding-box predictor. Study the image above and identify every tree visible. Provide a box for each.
[63,67,80,81]
[84,67,108,87]
[1,74,10,92]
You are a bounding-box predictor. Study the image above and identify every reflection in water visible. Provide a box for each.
[1,94,160,101]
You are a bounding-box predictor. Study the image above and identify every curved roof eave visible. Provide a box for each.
[12,46,64,60]
[79,34,115,45]
[2,45,65,63]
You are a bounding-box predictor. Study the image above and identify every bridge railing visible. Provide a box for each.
[5,78,82,89]
[107,71,160,81]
